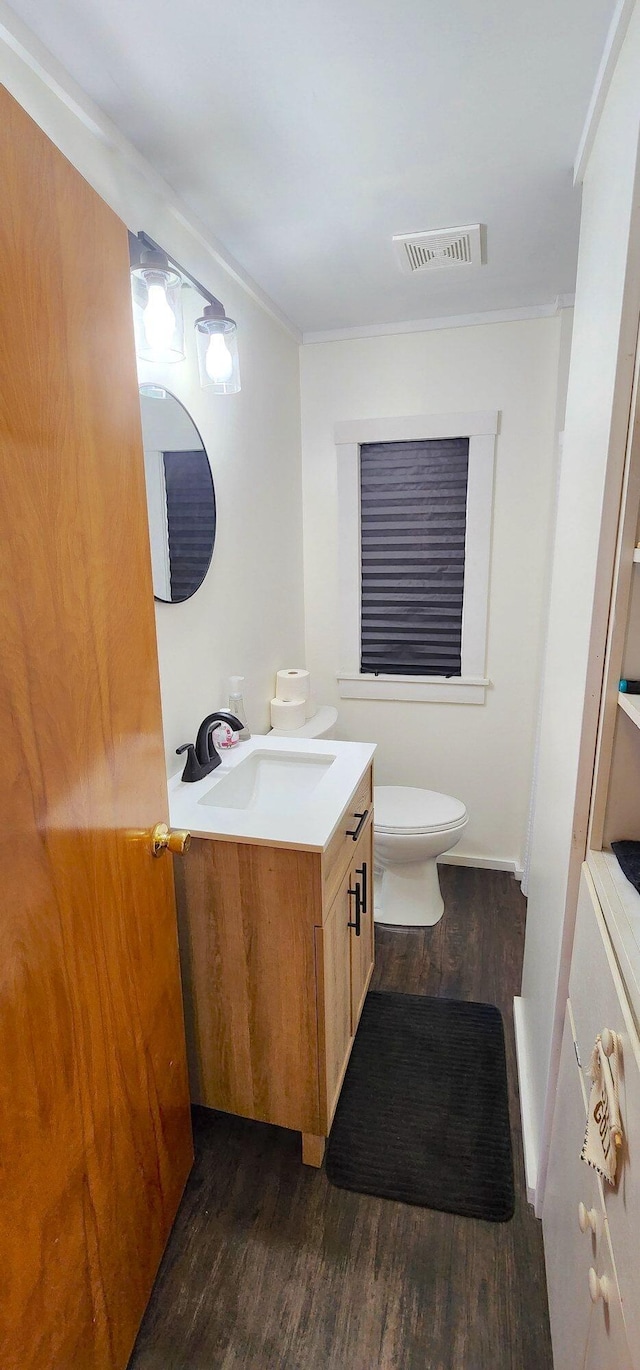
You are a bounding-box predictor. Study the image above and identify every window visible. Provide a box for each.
[337,411,498,703]
[360,436,469,677]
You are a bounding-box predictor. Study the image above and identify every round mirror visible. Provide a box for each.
[139,386,216,602]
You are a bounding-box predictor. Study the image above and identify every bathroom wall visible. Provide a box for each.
[300,315,568,871]
[0,8,305,770]
[517,2,640,1205]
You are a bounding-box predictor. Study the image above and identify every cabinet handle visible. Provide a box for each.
[346,809,369,841]
[578,1202,598,1235]
[356,860,368,914]
[588,1268,611,1305]
[347,882,362,936]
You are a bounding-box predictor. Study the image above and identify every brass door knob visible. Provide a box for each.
[150,823,191,857]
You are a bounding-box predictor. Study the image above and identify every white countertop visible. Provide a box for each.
[168,733,376,851]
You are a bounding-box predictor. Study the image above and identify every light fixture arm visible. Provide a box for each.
[131,230,225,312]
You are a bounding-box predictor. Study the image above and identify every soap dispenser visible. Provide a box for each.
[228,676,251,740]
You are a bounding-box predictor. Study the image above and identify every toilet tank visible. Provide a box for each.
[269,704,338,740]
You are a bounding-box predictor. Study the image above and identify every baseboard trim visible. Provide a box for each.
[513,996,539,1208]
[438,853,524,880]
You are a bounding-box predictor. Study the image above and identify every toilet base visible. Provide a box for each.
[374,857,444,927]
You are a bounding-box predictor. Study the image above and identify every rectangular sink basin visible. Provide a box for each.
[199,749,336,813]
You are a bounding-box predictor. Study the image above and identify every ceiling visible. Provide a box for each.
[8,0,617,334]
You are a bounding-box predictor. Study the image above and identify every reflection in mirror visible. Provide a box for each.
[139,386,216,602]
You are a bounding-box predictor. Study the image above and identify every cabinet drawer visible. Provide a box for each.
[569,865,640,1366]
[322,765,373,911]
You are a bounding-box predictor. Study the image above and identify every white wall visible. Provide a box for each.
[0,13,305,770]
[518,2,640,1205]
[300,316,566,871]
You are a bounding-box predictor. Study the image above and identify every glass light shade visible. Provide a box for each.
[195,312,240,393]
[131,262,185,364]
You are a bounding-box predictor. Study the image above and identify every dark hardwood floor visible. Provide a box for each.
[129,867,552,1370]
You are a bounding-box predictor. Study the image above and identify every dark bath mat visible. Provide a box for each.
[326,990,514,1222]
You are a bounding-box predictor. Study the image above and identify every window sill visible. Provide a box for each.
[337,674,489,704]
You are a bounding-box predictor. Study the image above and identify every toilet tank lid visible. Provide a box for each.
[269,704,338,739]
[374,785,467,833]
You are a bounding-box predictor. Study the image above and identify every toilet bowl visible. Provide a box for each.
[374,786,468,927]
[268,707,467,927]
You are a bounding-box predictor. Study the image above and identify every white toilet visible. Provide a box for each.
[269,706,467,928]
[269,703,339,740]
[373,785,468,927]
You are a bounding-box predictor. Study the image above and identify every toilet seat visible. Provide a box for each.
[374,785,467,836]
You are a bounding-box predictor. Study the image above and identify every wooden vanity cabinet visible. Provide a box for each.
[316,817,374,1133]
[175,765,374,1166]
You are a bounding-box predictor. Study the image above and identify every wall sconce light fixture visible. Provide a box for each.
[129,231,240,393]
[195,302,240,394]
[130,244,185,364]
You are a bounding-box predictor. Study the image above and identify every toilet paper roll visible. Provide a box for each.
[275,668,313,719]
[270,696,306,730]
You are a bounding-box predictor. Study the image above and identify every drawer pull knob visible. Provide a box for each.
[578,1202,598,1235]
[588,1268,611,1305]
[346,809,369,842]
[347,883,362,936]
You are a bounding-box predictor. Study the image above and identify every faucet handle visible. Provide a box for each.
[177,740,223,782]
[176,743,201,783]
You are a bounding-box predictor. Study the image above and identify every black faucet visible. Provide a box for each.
[176,711,245,783]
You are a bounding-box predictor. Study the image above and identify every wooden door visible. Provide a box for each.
[350,820,374,1032]
[0,88,193,1370]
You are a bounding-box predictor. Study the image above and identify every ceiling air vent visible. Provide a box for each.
[393,224,483,274]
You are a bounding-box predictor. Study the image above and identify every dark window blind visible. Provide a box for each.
[360,437,469,677]
[163,450,215,602]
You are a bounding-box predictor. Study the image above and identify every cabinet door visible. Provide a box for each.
[350,819,375,1034]
[318,881,353,1129]
[583,1221,633,1370]
[571,866,640,1364]
[543,1007,602,1370]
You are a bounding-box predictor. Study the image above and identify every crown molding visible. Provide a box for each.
[0,1,301,341]
[302,299,575,346]
[574,0,637,186]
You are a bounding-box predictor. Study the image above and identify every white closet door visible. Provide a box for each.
[570,865,640,1364]
[583,1219,632,1370]
[543,1007,602,1370]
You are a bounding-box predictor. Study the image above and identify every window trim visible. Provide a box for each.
[336,411,498,704]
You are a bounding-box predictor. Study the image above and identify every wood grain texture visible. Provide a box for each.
[129,867,553,1370]
[322,766,373,910]
[301,1134,326,1168]
[315,881,353,1129]
[175,838,324,1132]
[177,811,374,1148]
[349,819,374,1032]
[0,88,192,1370]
